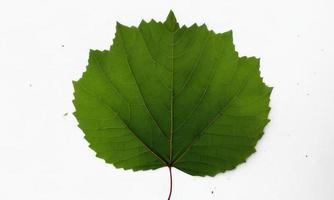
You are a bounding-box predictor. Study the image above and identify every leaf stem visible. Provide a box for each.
[167,166,173,200]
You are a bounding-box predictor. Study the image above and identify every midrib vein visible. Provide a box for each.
[169,31,174,165]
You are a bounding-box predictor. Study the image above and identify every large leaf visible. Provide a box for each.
[73,11,272,177]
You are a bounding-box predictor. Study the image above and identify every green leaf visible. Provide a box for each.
[73,10,272,177]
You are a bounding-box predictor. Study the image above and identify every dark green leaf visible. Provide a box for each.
[73,11,272,176]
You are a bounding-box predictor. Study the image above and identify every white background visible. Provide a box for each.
[0,0,333,199]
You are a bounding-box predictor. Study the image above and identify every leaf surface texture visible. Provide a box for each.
[73,11,272,176]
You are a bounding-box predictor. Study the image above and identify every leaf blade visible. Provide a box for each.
[73,11,272,176]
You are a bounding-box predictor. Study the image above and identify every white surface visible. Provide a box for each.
[0,0,334,199]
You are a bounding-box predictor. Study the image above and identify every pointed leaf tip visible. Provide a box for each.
[164,10,179,31]
[167,10,176,21]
